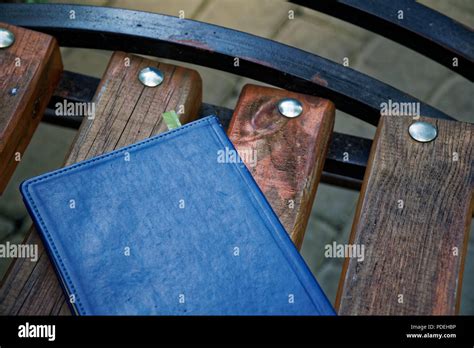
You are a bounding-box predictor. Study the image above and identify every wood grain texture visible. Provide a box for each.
[227,84,335,249]
[336,115,474,315]
[65,51,202,164]
[0,52,202,315]
[0,22,62,193]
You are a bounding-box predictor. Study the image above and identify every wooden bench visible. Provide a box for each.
[0,5,472,316]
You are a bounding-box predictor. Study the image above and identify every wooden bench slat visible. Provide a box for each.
[0,51,202,315]
[227,84,335,249]
[336,115,474,315]
[0,23,62,193]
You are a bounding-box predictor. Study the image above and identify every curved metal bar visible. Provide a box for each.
[0,3,455,125]
[292,0,474,81]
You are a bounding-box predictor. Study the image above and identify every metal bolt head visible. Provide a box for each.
[0,28,15,49]
[408,121,438,143]
[277,98,303,118]
[138,67,164,87]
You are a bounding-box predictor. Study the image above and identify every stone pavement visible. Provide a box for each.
[0,0,473,313]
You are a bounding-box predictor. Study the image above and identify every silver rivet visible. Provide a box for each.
[0,28,15,49]
[408,121,437,143]
[10,87,18,96]
[138,67,164,87]
[277,98,303,118]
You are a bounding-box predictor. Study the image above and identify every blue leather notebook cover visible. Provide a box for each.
[20,116,335,316]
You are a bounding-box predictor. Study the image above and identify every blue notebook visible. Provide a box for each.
[20,116,335,315]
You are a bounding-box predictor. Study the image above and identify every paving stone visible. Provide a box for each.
[0,123,76,220]
[0,215,15,242]
[419,0,474,27]
[301,218,339,273]
[355,37,452,103]
[276,17,369,65]
[309,183,360,231]
[61,47,112,78]
[298,5,374,42]
[428,76,474,123]
[304,186,356,291]
[197,0,291,38]
[311,259,344,305]
[197,68,239,106]
[176,65,238,107]
[300,183,358,304]
[334,110,376,139]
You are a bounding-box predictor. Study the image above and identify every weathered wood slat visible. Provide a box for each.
[336,115,474,315]
[0,22,62,193]
[227,84,335,249]
[0,51,202,315]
